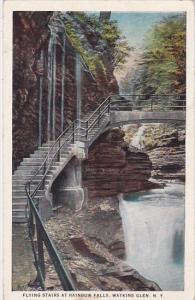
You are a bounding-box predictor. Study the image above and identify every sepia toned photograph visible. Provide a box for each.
[2,1,194,299]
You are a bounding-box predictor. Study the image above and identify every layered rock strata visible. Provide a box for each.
[83,128,159,198]
[147,129,185,181]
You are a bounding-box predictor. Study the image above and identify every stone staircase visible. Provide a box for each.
[12,112,109,223]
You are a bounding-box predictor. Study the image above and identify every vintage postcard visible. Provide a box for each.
[2,1,195,300]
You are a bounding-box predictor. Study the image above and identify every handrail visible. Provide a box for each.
[29,130,75,198]
[28,122,73,187]
[25,186,76,290]
[84,95,112,123]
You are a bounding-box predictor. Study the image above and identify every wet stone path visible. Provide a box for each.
[12,224,36,290]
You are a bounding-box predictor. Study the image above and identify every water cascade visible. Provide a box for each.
[52,33,57,141]
[75,53,82,131]
[38,50,44,147]
[61,32,66,132]
[119,182,184,290]
[47,25,55,142]
[131,124,146,149]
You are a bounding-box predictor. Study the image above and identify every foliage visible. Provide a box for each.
[131,14,186,96]
[65,12,130,76]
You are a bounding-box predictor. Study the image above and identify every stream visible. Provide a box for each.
[119,182,184,291]
[119,124,185,291]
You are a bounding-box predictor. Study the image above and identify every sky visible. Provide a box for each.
[111,12,182,49]
[109,12,184,83]
[88,12,185,84]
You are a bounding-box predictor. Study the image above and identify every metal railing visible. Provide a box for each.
[82,94,186,139]
[25,120,81,290]
[24,92,185,290]
[25,191,76,290]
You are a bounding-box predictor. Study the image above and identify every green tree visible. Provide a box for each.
[135,14,186,96]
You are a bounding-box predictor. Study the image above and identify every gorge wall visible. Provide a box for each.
[13,12,118,170]
[83,128,159,198]
[143,125,185,181]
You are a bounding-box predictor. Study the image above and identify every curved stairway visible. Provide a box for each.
[12,97,111,222]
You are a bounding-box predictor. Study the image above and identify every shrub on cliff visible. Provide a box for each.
[64,12,130,78]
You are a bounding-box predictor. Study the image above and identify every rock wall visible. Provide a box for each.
[83,128,159,198]
[13,12,52,171]
[145,126,185,180]
[123,124,185,181]
[13,12,118,171]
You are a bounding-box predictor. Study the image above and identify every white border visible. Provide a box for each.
[3,1,195,300]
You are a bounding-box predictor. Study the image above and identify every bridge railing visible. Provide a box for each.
[111,94,186,112]
[83,94,186,139]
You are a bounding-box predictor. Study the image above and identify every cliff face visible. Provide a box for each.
[13,12,52,171]
[123,124,185,181]
[144,126,185,181]
[83,128,159,198]
[13,12,118,170]
[148,131,185,181]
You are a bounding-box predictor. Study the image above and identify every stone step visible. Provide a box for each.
[12,189,45,197]
[13,174,52,180]
[12,216,27,223]
[20,161,44,167]
[12,203,27,210]
[12,209,28,215]
[14,165,59,175]
[13,208,27,213]
[12,180,40,185]
[30,150,71,158]
[14,170,42,176]
[18,161,64,169]
[12,195,45,201]
[12,198,27,204]
[22,157,47,162]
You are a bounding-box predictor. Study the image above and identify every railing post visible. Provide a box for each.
[42,162,46,188]
[28,182,31,195]
[72,122,75,143]
[85,120,88,140]
[98,107,101,127]
[36,219,46,283]
[58,138,61,162]
[150,98,153,111]
[108,98,111,113]
[28,202,34,238]
[34,200,46,289]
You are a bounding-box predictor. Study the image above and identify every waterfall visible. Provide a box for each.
[47,26,54,142]
[47,26,58,141]
[38,50,44,147]
[61,32,66,133]
[119,182,184,290]
[131,124,146,149]
[75,53,82,130]
[52,34,57,141]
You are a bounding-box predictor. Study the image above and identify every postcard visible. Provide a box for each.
[2,1,195,300]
